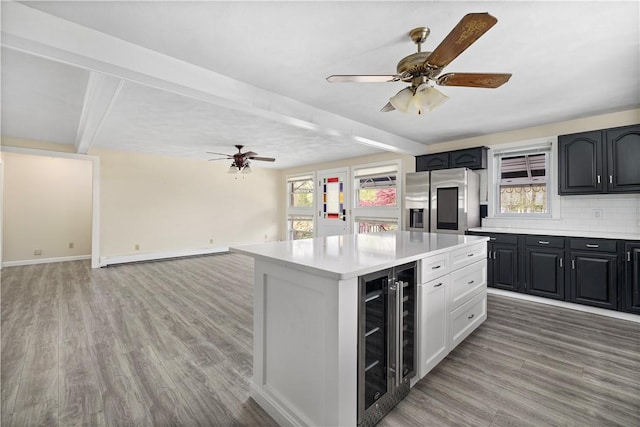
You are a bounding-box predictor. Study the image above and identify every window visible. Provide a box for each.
[288,175,314,208]
[288,215,314,240]
[495,146,551,215]
[352,162,401,233]
[355,218,398,233]
[286,174,315,239]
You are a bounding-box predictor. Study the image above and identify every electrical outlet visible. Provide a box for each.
[69,242,74,249]
[34,249,42,256]
[593,208,603,219]
[209,238,213,244]
[135,243,140,250]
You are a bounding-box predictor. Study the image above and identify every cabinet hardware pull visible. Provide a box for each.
[467,253,474,257]
[468,280,475,285]
[538,240,550,245]
[597,175,601,184]
[559,258,563,268]
[489,237,496,241]
[493,251,497,259]
[628,252,631,262]
[434,282,443,288]
[572,260,576,269]
[468,314,475,320]
[609,175,613,184]
[586,244,599,248]
[432,265,441,270]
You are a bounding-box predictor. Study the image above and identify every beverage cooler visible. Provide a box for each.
[357,262,416,426]
[405,168,480,235]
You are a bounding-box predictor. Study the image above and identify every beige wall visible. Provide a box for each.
[95,148,283,258]
[2,151,93,262]
[426,108,640,152]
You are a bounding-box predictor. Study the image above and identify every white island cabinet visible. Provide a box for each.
[231,231,488,427]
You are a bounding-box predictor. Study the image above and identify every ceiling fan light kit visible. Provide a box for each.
[327,13,512,115]
[209,144,274,175]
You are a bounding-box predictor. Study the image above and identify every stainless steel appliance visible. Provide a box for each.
[358,262,416,426]
[405,168,480,234]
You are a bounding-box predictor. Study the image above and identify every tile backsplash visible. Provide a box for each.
[482,194,640,234]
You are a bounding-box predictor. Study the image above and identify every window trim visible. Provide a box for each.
[487,138,560,220]
[351,160,402,232]
[285,173,316,239]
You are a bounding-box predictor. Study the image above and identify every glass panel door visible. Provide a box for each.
[317,168,349,237]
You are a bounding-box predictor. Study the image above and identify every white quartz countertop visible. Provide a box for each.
[468,227,640,241]
[230,231,488,280]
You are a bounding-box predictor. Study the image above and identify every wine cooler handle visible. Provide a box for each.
[395,280,402,387]
[388,280,398,382]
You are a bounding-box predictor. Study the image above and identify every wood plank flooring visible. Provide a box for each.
[2,253,639,426]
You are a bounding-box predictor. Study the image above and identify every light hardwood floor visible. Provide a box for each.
[2,253,639,426]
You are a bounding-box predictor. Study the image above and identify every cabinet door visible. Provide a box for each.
[417,153,449,171]
[570,252,618,310]
[418,277,448,378]
[450,147,487,170]
[606,125,640,193]
[489,243,519,291]
[624,243,640,314]
[558,131,604,194]
[524,248,565,300]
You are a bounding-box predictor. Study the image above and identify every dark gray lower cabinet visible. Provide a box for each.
[524,248,565,300]
[570,252,618,310]
[488,242,519,291]
[625,243,640,314]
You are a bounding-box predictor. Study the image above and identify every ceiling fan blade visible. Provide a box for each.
[206,151,232,157]
[326,75,400,83]
[207,157,231,161]
[248,156,276,162]
[242,151,258,157]
[437,72,512,88]
[380,102,396,112]
[426,13,498,68]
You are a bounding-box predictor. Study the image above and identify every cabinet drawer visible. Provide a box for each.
[525,236,565,248]
[449,292,487,350]
[487,233,519,245]
[569,238,617,253]
[449,259,487,310]
[421,253,449,282]
[451,242,487,270]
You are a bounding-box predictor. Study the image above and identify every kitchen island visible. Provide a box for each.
[231,231,488,426]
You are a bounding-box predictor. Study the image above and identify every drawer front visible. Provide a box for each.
[451,242,487,270]
[449,292,487,350]
[449,259,487,310]
[487,233,519,245]
[421,253,449,282]
[525,235,565,248]
[569,238,617,253]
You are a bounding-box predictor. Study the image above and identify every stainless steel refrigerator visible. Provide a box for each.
[404,168,480,234]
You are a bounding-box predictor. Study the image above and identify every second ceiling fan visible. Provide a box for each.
[326,13,512,114]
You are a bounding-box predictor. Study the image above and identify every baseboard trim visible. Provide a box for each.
[487,288,640,323]
[2,255,92,267]
[99,246,229,267]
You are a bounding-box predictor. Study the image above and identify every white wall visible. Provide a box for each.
[95,148,283,260]
[2,151,93,263]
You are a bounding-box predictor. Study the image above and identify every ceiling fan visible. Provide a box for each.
[326,13,512,114]
[207,145,275,174]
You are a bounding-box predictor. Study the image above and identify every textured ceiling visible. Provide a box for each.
[2,1,639,169]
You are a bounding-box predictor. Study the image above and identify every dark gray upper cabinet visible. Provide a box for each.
[606,125,640,193]
[558,130,604,194]
[416,147,487,171]
[558,124,640,195]
[625,242,640,314]
[416,153,449,171]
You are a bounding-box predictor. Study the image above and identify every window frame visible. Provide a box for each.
[488,138,560,219]
[285,173,316,240]
[351,160,402,233]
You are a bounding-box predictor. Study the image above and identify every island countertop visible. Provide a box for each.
[230,231,488,280]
